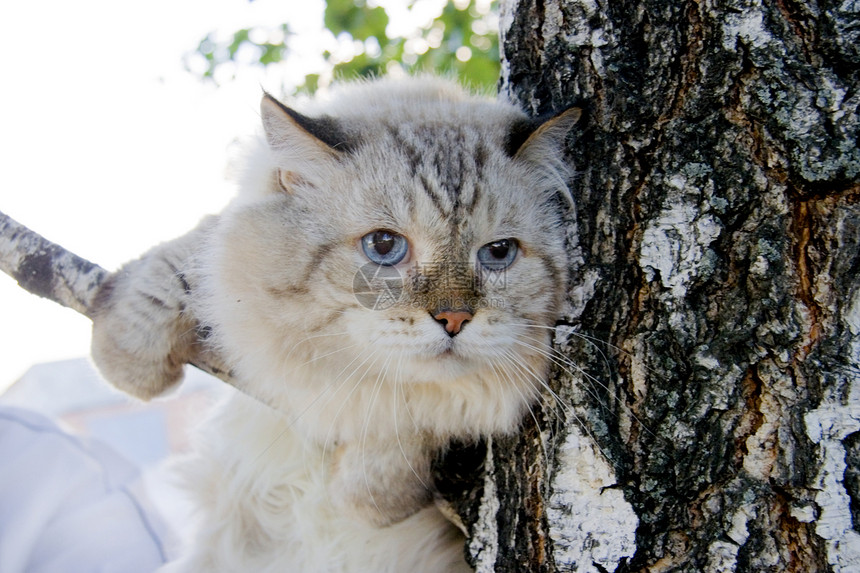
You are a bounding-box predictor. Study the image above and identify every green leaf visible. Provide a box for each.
[228,29,250,58]
[332,52,387,80]
[324,0,389,42]
[297,73,321,95]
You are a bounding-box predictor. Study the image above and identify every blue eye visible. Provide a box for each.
[477,238,519,271]
[361,230,409,266]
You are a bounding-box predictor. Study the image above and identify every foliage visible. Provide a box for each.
[192,24,291,82]
[188,0,500,93]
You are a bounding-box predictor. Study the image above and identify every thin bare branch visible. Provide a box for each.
[0,209,108,317]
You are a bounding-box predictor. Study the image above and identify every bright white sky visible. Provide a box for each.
[0,0,332,391]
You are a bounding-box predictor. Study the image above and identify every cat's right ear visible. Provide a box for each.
[260,93,351,192]
[506,107,582,208]
[506,107,582,162]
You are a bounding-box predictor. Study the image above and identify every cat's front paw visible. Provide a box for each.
[90,257,196,399]
[90,219,215,399]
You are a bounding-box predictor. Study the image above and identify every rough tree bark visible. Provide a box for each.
[438,0,860,571]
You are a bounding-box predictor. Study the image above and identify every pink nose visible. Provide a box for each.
[433,310,473,336]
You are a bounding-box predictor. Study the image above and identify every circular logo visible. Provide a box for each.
[353,262,404,310]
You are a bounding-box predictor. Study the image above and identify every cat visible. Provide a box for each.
[89,76,579,572]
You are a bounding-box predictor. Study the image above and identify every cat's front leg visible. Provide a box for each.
[329,435,438,527]
[90,216,218,399]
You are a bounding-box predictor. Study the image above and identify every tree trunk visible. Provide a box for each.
[440,0,860,571]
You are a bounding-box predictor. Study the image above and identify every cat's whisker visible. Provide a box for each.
[492,345,570,423]
[247,326,396,454]
[308,343,383,415]
[515,321,666,388]
[512,337,627,437]
[358,351,396,520]
[511,321,621,349]
[294,342,361,369]
[483,348,553,467]
[320,348,384,469]
[250,343,382,465]
[504,329,609,392]
[496,345,614,461]
[392,353,431,490]
[505,322,617,372]
[481,340,598,465]
[475,335,568,416]
[316,348,389,518]
[513,338,607,403]
[256,345,383,477]
[493,339,574,415]
[468,333,560,460]
[395,360,421,435]
[512,337,654,439]
[282,323,378,365]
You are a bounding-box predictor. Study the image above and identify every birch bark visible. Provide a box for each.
[442,0,860,570]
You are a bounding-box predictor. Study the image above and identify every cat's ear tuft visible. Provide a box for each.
[260,93,353,153]
[260,93,354,192]
[508,107,582,162]
[508,107,582,209]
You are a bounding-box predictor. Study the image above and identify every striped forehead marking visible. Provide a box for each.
[386,124,489,222]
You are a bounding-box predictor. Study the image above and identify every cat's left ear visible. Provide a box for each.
[260,93,352,191]
[509,107,582,163]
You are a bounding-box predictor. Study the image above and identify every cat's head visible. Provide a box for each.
[203,77,579,441]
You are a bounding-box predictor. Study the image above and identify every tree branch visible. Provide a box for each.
[0,209,108,318]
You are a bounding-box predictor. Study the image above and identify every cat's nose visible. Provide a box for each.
[433,310,473,336]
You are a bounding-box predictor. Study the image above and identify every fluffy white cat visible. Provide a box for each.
[90,76,578,572]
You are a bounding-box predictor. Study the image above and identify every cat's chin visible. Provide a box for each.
[398,351,487,384]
